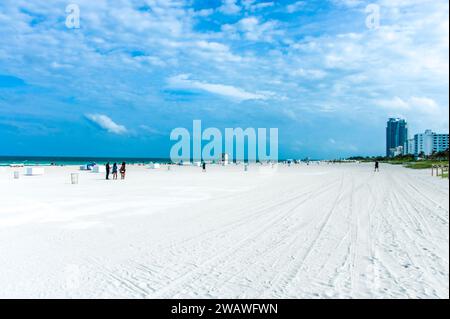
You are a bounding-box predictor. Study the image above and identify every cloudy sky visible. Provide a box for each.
[0,0,448,159]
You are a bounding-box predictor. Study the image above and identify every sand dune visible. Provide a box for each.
[0,163,448,298]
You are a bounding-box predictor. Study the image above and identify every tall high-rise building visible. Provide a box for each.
[414,130,449,156]
[386,118,408,157]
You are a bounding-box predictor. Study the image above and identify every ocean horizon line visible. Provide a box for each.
[0,155,328,166]
[0,155,172,166]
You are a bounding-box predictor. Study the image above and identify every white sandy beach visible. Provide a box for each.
[0,163,448,299]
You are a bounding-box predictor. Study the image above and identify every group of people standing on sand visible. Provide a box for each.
[105,162,126,180]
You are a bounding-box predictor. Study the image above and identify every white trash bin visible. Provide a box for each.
[14,171,20,179]
[71,173,79,184]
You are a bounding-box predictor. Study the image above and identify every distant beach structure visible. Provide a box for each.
[149,163,161,169]
[10,163,24,167]
[79,163,95,171]
[92,165,106,174]
[25,167,45,176]
[220,153,229,166]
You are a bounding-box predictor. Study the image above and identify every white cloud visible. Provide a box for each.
[376,97,410,110]
[194,9,214,17]
[167,74,270,102]
[242,1,275,11]
[327,138,358,151]
[139,125,163,135]
[376,96,440,114]
[193,40,242,62]
[291,68,327,79]
[1,0,448,150]
[219,0,241,15]
[222,16,281,42]
[251,2,275,10]
[331,0,364,7]
[409,97,440,111]
[286,1,306,13]
[85,114,128,135]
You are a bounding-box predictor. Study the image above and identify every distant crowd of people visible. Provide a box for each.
[105,162,126,180]
[99,161,380,180]
[101,160,380,180]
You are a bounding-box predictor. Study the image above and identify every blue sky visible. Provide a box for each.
[0,0,448,159]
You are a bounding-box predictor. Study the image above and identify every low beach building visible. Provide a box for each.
[414,130,449,156]
[404,138,415,155]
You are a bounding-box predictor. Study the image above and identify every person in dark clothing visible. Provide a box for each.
[375,161,380,172]
[120,162,126,180]
[202,162,206,172]
[112,163,118,180]
[106,162,111,180]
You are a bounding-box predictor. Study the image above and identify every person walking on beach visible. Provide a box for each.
[202,162,206,172]
[106,162,111,180]
[120,162,126,180]
[112,163,118,180]
[375,161,380,172]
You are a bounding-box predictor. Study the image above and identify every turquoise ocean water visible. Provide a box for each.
[0,156,171,166]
